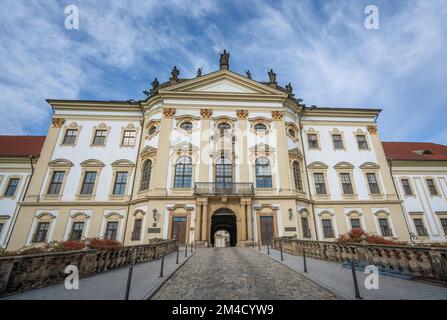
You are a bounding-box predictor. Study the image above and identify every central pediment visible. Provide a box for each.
[159,70,287,96]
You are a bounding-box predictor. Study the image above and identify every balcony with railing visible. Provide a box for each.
[194,182,254,196]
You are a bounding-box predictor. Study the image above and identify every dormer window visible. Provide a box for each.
[414,149,433,155]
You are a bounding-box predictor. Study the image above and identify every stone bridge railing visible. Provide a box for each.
[0,239,177,297]
[272,238,447,281]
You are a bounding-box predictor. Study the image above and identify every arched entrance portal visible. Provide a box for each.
[211,208,237,247]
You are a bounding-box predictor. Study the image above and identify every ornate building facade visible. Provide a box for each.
[4,52,423,250]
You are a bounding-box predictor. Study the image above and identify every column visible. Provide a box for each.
[195,202,202,241]
[201,201,208,243]
[247,202,253,240]
[153,108,175,194]
[199,109,212,182]
[236,110,249,182]
[25,117,65,201]
[241,200,248,241]
[272,111,293,193]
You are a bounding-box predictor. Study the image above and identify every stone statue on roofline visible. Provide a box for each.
[268,69,277,84]
[143,77,160,97]
[170,66,180,84]
[245,70,252,79]
[196,67,202,77]
[220,49,230,70]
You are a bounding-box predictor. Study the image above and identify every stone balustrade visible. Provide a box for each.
[0,239,177,297]
[272,238,447,281]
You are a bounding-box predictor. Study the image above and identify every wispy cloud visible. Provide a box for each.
[0,0,446,144]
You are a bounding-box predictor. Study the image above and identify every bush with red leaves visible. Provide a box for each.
[88,238,122,251]
[336,228,408,246]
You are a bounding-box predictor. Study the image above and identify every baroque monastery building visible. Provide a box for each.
[6,51,445,250]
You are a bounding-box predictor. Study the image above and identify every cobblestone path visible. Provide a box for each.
[152,247,337,300]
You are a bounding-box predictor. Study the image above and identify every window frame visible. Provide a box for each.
[121,130,136,147]
[92,129,108,146]
[131,219,143,241]
[356,134,369,150]
[307,133,319,149]
[3,177,20,197]
[292,161,303,191]
[366,172,380,195]
[140,159,152,191]
[413,218,428,237]
[313,173,327,195]
[80,171,97,195]
[112,171,128,195]
[173,156,193,189]
[47,171,65,195]
[62,129,78,145]
[378,218,393,237]
[401,178,413,196]
[32,221,50,243]
[255,157,273,189]
[426,178,439,196]
[332,134,344,149]
[69,221,85,240]
[340,173,354,195]
[321,219,335,238]
[105,221,119,240]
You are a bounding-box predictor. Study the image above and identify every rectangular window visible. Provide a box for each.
[332,134,344,149]
[4,178,19,197]
[350,219,361,229]
[105,221,118,240]
[314,173,326,194]
[47,171,65,195]
[0,223,4,236]
[378,218,392,237]
[322,219,334,238]
[301,217,311,238]
[307,134,319,148]
[113,172,128,195]
[63,129,77,145]
[426,179,438,196]
[340,173,353,194]
[357,135,368,149]
[70,222,84,240]
[440,218,447,235]
[33,222,50,243]
[401,179,413,196]
[131,219,142,241]
[367,173,380,195]
[122,130,136,146]
[80,171,97,195]
[413,219,428,237]
[92,130,107,146]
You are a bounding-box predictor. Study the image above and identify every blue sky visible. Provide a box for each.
[0,0,446,144]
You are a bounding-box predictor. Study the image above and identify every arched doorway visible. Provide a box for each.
[211,208,237,247]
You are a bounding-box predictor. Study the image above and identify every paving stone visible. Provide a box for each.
[152,247,336,300]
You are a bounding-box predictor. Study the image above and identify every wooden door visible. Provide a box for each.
[171,216,187,245]
[259,216,274,245]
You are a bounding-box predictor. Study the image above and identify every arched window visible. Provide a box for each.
[140,160,152,191]
[293,161,303,190]
[256,157,272,188]
[174,156,192,188]
[217,122,231,135]
[254,123,267,132]
[180,121,193,131]
[215,157,232,189]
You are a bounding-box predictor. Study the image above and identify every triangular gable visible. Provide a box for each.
[159,70,286,96]
[171,141,199,152]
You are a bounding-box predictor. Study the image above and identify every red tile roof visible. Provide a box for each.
[382,142,447,161]
[0,136,46,158]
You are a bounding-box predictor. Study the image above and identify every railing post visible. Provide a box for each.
[191,241,193,253]
[280,239,284,261]
[351,259,362,299]
[302,244,308,273]
[159,254,165,278]
[267,242,270,255]
[185,242,188,258]
[258,240,261,251]
[176,243,179,264]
